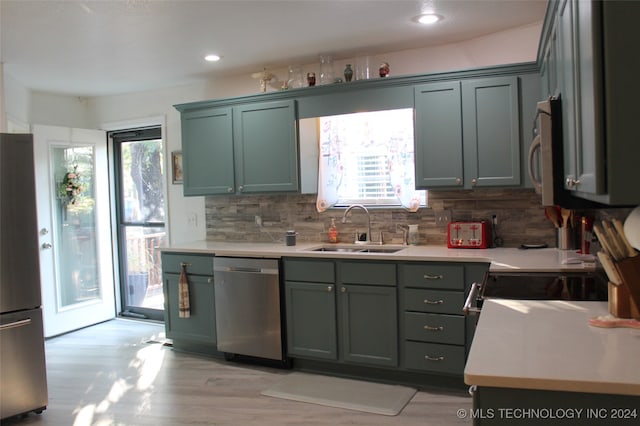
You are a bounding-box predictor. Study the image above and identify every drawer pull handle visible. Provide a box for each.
[423,274,443,280]
[180,262,192,267]
[423,325,444,332]
[423,299,444,305]
[425,355,445,361]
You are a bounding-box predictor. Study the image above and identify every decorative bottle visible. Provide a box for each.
[319,55,335,85]
[344,64,353,82]
[328,218,338,243]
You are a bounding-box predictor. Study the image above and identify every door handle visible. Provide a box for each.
[0,318,32,331]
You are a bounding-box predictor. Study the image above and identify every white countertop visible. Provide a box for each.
[161,240,598,273]
[464,300,640,396]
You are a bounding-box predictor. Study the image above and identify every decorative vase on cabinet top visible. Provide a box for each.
[344,64,353,82]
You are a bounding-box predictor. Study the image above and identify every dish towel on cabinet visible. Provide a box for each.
[179,263,190,318]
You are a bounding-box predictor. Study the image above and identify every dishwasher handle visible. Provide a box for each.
[214,265,279,275]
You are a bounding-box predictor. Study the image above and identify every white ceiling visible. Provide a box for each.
[1,0,547,97]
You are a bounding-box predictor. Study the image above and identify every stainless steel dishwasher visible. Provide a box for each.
[213,257,285,362]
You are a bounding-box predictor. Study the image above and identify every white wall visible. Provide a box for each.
[23,22,543,245]
[2,68,31,131]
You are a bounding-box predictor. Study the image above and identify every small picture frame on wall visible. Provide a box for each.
[172,151,183,184]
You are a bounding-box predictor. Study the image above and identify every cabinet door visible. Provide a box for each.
[163,273,216,344]
[462,76,521,187]
[233,100,299,193]
[181,107,234,195]
[414,81,463,188]
[557,0,579,192]
[572,0,604,195]
[285,281,337,360]
[340,284,398,367]
[541,21,559,98]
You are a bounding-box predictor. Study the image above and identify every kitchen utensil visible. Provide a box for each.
[593,224,621,261]
[544,206,560,228]
[561,208,571,228]
[613,218,637,257]
[597,251,622,285]
[602,220,627,261]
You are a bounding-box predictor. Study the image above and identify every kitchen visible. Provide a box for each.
[2,0,640,424]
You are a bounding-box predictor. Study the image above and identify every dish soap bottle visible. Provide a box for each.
[328,218,338,243]
[408,224,419,245]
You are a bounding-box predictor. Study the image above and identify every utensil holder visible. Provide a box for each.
[613,255,640,314]
[608,282,640,320]
[557,227,574,250]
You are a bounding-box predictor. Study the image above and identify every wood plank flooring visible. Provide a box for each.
[5,319,472,425]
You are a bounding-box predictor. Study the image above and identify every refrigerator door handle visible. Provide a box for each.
[0,318,33,331]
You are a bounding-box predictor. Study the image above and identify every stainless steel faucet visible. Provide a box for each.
[342,204,372,244]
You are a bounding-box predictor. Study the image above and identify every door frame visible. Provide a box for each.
[102,117,168,318]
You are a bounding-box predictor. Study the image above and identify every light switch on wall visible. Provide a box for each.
[434,209,452,227]
[187,212,197,227]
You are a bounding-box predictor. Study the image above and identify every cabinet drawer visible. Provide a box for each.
[162,253,213,275]
[284,258,335,283]
[340,261,396,286]
[399,264,464,290]
[404,312,465,345]
[404,341,465,375]
[404,288,465,314]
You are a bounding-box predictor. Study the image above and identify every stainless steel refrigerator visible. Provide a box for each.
[0,133,48,419]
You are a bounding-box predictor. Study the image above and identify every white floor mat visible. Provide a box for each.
[261,372,417,416]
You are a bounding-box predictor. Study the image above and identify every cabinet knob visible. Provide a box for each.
[327,286,333,292]
[238,185,244,192]
[471,178,477,186]
[341,287,346,293]
[227,187,234,193]
[455,178,462,185]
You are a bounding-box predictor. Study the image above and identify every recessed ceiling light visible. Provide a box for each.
[204,54,221,62]
[414,14,442,25]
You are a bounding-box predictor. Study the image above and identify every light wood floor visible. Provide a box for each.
[7,319,472,425]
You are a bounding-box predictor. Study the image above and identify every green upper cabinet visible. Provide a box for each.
[541,0,640,205]
[181,107,234,196]
[177,99,298,196]
[233,100,299,194]
[415,75,521,189]
[462,76,521,188]
[414,81,463,188]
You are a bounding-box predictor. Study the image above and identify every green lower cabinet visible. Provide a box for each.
[285,281,337,360]
[163,272,216,344]
[284,258,398,369]
[340,284,398,367]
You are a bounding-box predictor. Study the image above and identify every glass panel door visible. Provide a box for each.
[34,125,116,337]
[113,128,166,321]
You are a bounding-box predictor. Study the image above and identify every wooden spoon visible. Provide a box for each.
[545,206,560,228]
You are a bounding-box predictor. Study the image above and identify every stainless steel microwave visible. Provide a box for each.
[528,97,602,209]
[528,97,562,206]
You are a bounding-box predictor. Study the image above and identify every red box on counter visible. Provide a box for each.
[447,221,491,249]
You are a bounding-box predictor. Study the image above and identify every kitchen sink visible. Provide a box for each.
[307,245,406,254]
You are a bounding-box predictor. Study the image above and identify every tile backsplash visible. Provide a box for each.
[204,188,632,249]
